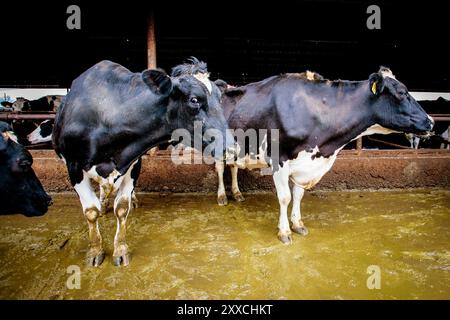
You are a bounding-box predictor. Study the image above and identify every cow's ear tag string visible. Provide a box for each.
[371,82,377,95]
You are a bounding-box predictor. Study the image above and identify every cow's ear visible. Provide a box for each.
[214,79,228,95]
[369,73,385,96]
[142,69,173,96]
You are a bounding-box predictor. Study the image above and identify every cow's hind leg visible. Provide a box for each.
[291,184,308,235]
[99,182,113,216]
[215,160,228,206]
[112,161,138,266]
[230,165,245,202]
[74,173,104,267]
[130,158,141,209]
[273,164,292,244]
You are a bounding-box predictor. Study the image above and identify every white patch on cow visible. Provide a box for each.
[354,124,398,140]
[86,165,121,186]
[27,124,52,144]
[380,68,396,79]
[74,171,101,212]
[2,131,18,143]
[305,71,315,81]
[194,72,212,95]
[113,160,138,212]
[427,115,435,127]
[288,146,342,190]
[272,162,292,236]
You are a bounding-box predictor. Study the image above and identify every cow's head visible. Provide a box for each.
[6,97,29,112]
[0,122,52,216]
[141,57,236,160]
[27,120,54,144]
[368,67,434,134]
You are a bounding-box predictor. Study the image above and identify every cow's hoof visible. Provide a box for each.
[113,244,130,266]
[292,224,309,236]
[217,194,228,206]
[113,254,130,267]
[278,232,292,245]
[86,249,105,267]
[233,192,245,202]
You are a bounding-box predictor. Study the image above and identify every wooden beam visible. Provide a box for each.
[147,10,157,69]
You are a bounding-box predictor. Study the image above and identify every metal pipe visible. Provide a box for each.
[0,113,56,120]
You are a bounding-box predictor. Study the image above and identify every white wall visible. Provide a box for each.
[0,88,69,101]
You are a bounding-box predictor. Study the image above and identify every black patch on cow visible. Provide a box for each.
[39,120,54,138]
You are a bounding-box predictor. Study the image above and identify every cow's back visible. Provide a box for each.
[53,61,149,156]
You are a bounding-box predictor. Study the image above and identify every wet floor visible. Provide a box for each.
[0,190,449,299]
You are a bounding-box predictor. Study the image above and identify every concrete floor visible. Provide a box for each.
[0,190,449,299]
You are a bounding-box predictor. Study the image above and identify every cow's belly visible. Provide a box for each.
[288,147,340,189]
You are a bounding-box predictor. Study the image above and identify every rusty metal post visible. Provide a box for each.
[147,10,157,69]
[356,137,363,154]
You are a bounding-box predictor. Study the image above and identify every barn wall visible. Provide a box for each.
[31,150,450,193]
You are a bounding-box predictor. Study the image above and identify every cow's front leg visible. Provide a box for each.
[74,174,104,267]
[291,184,308,235]
[215,160,228,206]
[230,165,245,202]
[112,162,138,266]
[273,164,292,244]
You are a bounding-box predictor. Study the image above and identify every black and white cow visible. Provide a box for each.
[0,121,52,216]
[27,120,54,145]
[8,95,64,112]
[216,67,434,244]
[53,58,235,267]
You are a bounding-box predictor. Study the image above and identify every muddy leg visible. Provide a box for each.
[273,165,292,244]
[215,160,228,206]
[291,184,308,236]
[112,162,138,266]
[132,191,139,209]
[230,165,245,202]
[99,182,113,216]
[74,174,104,267]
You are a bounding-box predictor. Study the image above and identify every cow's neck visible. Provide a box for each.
[309,81,384,156]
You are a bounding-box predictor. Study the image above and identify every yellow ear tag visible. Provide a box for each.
[371,82,377,95]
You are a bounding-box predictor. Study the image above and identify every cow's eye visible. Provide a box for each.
[190,97,199,105]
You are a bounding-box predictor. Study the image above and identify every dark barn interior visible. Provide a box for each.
[1,0,449,91]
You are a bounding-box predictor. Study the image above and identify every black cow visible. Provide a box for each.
[0,121,52,216]
[53,58,235,267]
[216,67,434,244]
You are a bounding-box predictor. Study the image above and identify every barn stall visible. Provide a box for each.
[0,1,449,300]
